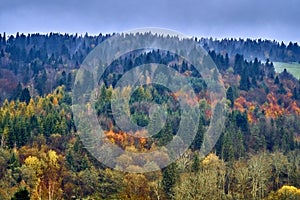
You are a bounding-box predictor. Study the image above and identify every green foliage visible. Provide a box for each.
[227,86,235,108]
[191,153,200,172]
[162,162,179,199]
[0,87,74,148]
[0,32,300,199]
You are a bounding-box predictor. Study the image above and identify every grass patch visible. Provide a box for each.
[274,62,300,79]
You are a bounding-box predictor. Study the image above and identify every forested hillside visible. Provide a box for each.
[1,32,300,102]
[0,32,299,199]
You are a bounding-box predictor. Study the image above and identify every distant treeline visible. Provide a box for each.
[198,37,300,62]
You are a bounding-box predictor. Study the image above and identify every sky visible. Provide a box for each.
[0,0,299,43]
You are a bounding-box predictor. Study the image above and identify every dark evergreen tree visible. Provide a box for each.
[35,69,47,95]
[162,162,178,199]
[274,76,280,84]
[239,71,250,91]
[12,83,22,101]
[19,88,31,104]
[2,32,6,45]
[11,188,30,200]
[293,87,299,100]
[226,86,235,108]
[191,153,200,172]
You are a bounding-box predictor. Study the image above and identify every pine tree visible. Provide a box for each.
[162,162,178,199]
[20,88,31,104]
[274,76,280,84]
[226,86,235,108]
[239,71,250,91]
[191,153,200,172]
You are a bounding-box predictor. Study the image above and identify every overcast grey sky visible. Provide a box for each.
[0,0,299,43]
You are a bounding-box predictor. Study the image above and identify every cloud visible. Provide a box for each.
[0,0,299,42]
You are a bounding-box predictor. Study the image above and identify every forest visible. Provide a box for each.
[0,32,299,199]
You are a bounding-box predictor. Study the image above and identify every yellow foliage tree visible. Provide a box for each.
[22,150,63,200]
[121,173,151,200]
[265,185,300,200]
